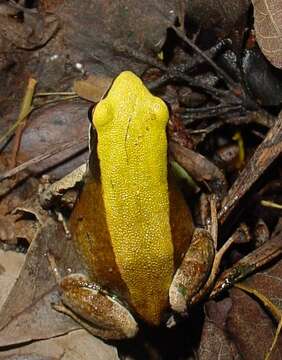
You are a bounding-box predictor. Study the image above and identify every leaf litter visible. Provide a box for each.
[0,1,281,359]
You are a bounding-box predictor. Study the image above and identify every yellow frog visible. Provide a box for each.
[57,71,214,339]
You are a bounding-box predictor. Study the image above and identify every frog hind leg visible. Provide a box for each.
[59,273,138,340]
[169,228,215,314]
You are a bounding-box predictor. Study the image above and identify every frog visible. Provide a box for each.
[49,71,215,340]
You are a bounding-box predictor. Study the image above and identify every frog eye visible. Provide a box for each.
[92,99,113,130]
[151,97,169,126]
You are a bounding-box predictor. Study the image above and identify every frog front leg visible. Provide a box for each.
[169,228,215,314]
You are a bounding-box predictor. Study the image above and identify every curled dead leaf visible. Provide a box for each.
[252,0,282,69]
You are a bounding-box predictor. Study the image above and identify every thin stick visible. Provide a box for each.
[219,112,282,224]
[261,200,282,210]
[10,78,37,168]
[0,109,32,149]
[265,318,282,360]
[209,194,218,250]
[191,231,237,305]
[211,228,282,298]
[35,91,76,97]
[171,25,239,92]
[34,95,79,108]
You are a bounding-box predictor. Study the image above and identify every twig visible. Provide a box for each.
[265,318,282,360]
[148,69,231,102]
[148,39,231,93]
[189,111,275,146]
[219,112,282,224]
[34,95,79,108]
[183,104,244,123]
[184,104,240,114]
[10,78,37,168]
[114,41,167,72]
[171,25,239,94]
[0,108,32,149]
[211,228,282,298]
[209,194,218,250]
[261,200,282,210]
[35,92,76,97]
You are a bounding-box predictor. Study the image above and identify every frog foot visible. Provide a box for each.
[59,273,138,340]
[169,228,215,314]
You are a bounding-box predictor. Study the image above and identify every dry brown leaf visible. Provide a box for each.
[74,74,113,102]
[187,0,250,33]
[225,241,282,359]
[198,299,241,360]
[0,216,16,244]
[0,329,119,360]
[14,219,39,244]
[0,219,83,347]
[0,217,120,357]
[0,177,39,215]
[239,259,282,316]
[212,218,282,297]
[0,250,25,309]
[186,0,250,50]
[3,101,89,179]
[227,286,282,359]
[59,0,175,77]
[252,0,282,69]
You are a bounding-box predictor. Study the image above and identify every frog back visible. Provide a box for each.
[69,71,194,325]
[69,172,193,326]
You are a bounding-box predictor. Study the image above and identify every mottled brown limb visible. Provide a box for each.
[169,228,214,313]
[59,273,138,340]
[219,111,282,224]
[190,224,237,305]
